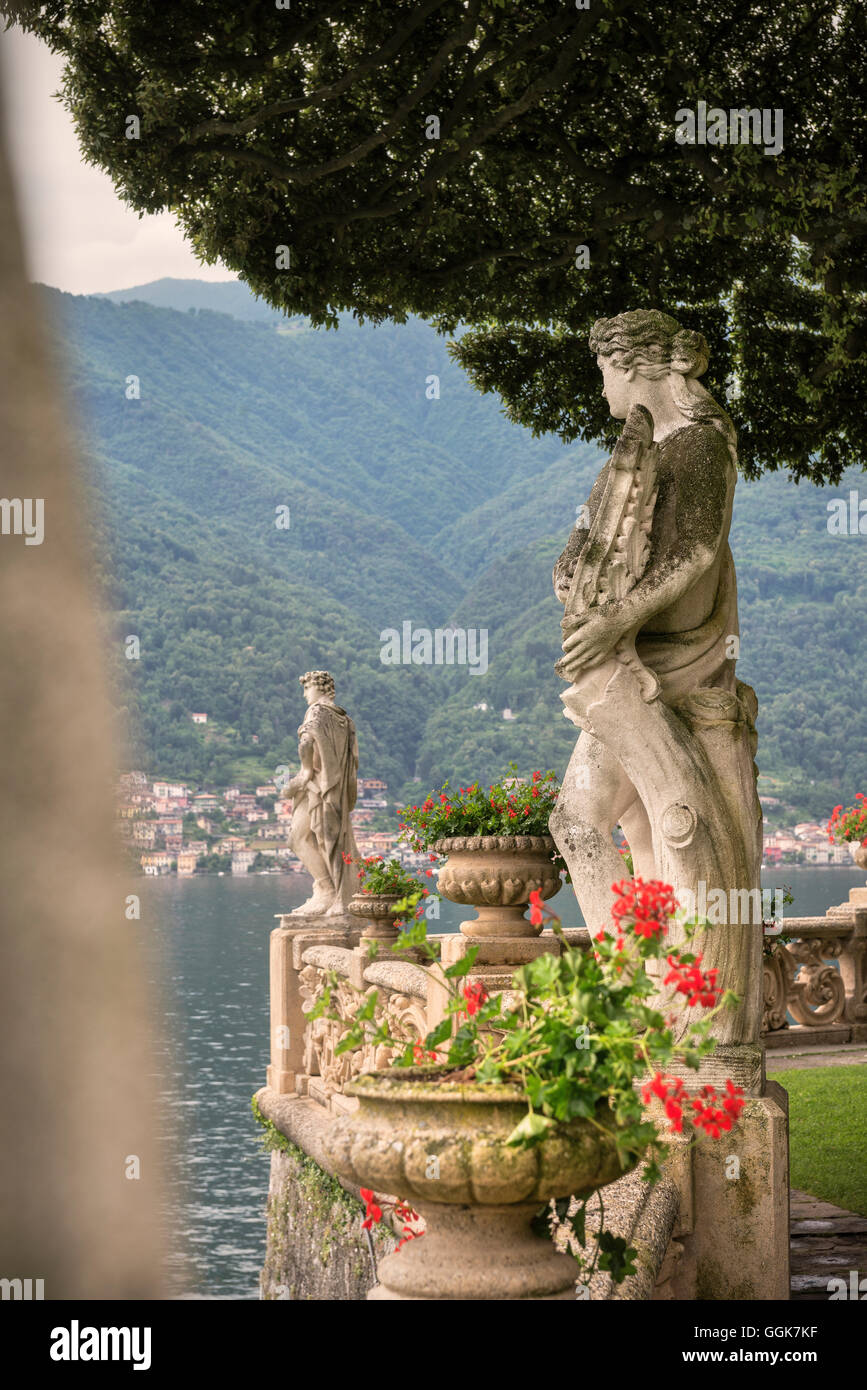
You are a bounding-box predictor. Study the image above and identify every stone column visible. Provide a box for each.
[266,915,354,1094]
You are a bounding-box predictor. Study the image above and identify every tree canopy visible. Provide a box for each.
[11,0,867,480]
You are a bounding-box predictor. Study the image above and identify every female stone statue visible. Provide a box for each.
[282,670,360,917]
[550,310,762,1045]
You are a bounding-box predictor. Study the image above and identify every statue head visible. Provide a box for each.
[300,670,335,706]
[589,309,736,461]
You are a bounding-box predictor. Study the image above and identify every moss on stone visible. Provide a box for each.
[253,1094,392,1300]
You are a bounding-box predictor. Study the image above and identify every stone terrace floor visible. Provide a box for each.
[789,1191,867,1300]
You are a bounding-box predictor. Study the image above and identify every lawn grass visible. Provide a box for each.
[767,1064,867,1216]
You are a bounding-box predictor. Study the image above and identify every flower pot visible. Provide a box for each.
[322,1068,631,1301]
[432,835,560,939]
[348,891,406,945]
[847,840,867,874]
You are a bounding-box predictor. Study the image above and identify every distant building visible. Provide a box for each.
[156,816,183,835]
[193,792,219,811]
[140,851,173,875]
[225,788,240,802]
[153,780,188,800]
[191,712,208,724]
[358,778,388,793]
[473,702,489,712]
[806,846,831,864]
[794,822,825,840]
[231,851,256,875]
[177,851,198,876]
[502,708,516,721]
[256,785,277,798]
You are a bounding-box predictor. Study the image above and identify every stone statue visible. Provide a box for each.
[549,311,763,1046]
[282,671,360,917]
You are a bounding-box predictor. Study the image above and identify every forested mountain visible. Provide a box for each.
[44,280,867,820]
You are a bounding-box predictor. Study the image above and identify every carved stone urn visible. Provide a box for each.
[847,840,867,876]
[432,835,561,938]
[322,1069,630,1301]
[348,891,424,962]
[349,891,407,946]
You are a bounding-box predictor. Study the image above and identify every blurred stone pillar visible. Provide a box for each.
[0,104,164,1297]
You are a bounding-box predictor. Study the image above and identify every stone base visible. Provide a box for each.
[370,1202,576,1301]
[274,911,357,932]
[667,1089,790,1299]
[764,1022,867,1050]
[438,931,561,997]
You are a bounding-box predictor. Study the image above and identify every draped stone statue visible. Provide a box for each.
[283,671,360,917]
[549,311,763,1048]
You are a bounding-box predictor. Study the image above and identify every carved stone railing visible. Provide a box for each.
[266,910,592,1112]
[298,944,433,1111]
[762,894,867,1047]
[265,915,442,1110]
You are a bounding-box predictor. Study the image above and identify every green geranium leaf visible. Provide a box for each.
[505,1111,555,1148]
[443,945,480,978]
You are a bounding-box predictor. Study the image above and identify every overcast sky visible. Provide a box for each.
[0,25,236,295]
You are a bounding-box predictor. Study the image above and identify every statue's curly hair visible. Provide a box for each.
[589,309,735,462]
[590,309,708,379]
[299,670,335,696]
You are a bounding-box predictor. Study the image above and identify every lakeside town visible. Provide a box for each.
[117,772,853,876]
[116,771,427,876]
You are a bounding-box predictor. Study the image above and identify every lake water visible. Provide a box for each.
[136,865,865,1299]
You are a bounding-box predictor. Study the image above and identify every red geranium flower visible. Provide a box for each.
[461,981,489,1016]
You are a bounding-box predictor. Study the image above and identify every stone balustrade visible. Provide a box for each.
[762,894,867,1049]
[257,886,863,1300]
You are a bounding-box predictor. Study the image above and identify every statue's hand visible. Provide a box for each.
[282,773,308,799]
[557,609,623,678]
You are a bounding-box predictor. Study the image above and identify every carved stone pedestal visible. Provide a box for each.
[436,932,560,1015]
[371,1204,577,1301]
[665,1087,790,1301]
[267,915,358,1095]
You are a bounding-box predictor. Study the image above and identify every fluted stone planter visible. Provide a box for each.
[349,891,406,945]
[847,840,867,876]
[433,835,561,938]
[322,1068,631,1301]
[348,890,424,963]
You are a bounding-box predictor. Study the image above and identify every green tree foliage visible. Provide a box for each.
[14,0,867,479]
